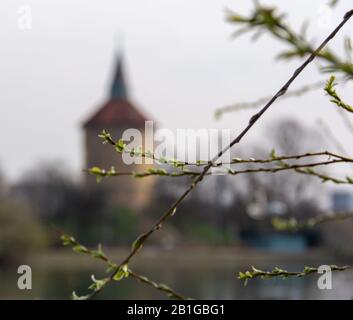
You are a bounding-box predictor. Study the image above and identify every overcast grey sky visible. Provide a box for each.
[1,0,353,182]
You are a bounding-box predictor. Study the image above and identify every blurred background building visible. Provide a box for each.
[83,55,155,211]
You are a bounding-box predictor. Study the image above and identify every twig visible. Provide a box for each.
[87,148,353,172]
[129,270,188,300]
[323,75,353,140]
[227,4,353,76]
[215,79,330,119]
[272,212,353,231]
[238,265,352,286]
[294,167,353,185]
[86,159,349,179]
[59,232,188,300]
[325,75,353,113]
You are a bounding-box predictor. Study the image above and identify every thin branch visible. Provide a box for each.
[294,167,353,185]
[98,131,194,168]
[238,265,352,286]
[323,74,353,142]
[272,212,353,231]
[87,148,353,172]
[59,232,188,300]
[129,270,188,300]
[325,75,353,113]
[86,159,349,179]
[227,4,353,76]
[215,79,329,119]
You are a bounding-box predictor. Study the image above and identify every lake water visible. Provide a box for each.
[1,250,352,299]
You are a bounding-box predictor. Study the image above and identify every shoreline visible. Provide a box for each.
[23,246,353,271]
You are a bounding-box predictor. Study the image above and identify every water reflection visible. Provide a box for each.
[1,261,352,299]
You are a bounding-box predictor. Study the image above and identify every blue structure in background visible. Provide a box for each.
[332,191,353,213]
[243,233,308,253]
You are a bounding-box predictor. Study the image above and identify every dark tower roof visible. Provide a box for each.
[83,100,148,128]
[83,54,148,128]
[110,55,128,100]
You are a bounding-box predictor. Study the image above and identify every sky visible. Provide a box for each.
[1,0,353,182]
